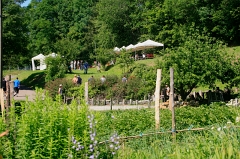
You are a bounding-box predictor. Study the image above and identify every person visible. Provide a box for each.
[13,77,20,96]
[97,62,101,73]
[100,75,106,83]
[88,76,94,82]
[72,75,78,85]
[68,64,72,73]
[77,75,82,85]
[166,85,170,97]
[122,75,127,83]
[83,61,89,74]
[2,78,6,95]
[58,84,64,99]
[162,85,170,102]
[142,53,146,59]
[58,84,63,95]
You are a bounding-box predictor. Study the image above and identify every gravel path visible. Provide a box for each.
[10,85,36,101]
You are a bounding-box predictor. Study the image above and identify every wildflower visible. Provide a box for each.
[111,115,115,119]
[68,153,73,158]
[89,154,94,159]
[217,127,221,131]
[236,117,240,123]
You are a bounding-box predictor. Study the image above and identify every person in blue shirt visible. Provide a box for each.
[14,77,20,96]
[83,61,89,74]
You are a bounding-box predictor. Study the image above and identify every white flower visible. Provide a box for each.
[236,117,240,123]
[217,127,221,131]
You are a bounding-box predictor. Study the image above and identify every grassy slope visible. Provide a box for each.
[3,46,240,90]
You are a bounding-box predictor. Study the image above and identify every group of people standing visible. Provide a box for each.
[69,60,89,74]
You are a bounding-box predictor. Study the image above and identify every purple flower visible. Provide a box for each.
[89,155,94,159]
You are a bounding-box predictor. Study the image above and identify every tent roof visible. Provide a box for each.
[114,39,164,53]
[47,52,57,57]
[32,54,45,60]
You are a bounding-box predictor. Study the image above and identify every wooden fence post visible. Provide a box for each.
[85,82,88,105]
[110,98,113,110]
[0,88,4,120]
[155,69,162,130]
[170,68,176,140]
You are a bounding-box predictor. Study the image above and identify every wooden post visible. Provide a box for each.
[155,69,162,129]
[91,98,94,106]
[170,68,176,140]
[110,98,113,110]
[85,82,88,105]
[0,88,4,120]
[9,81,14,106]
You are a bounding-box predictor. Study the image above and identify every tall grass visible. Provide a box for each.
[0,89,91,158]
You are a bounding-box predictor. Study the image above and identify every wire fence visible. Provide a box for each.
[99,125,240,144]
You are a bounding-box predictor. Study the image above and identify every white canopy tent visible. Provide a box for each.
[31,53,58,70]
[31,54,46,70]
[132,39,164,51]
[114,39,164,53]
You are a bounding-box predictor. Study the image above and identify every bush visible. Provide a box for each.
[45,78,75,98]
[45,56,66,82]
[88,75,153,100]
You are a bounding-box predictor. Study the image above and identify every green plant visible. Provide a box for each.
[44,78,75,98]
[45,56,66,82]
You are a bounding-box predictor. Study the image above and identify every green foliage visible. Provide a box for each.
[116,50,134,74]
[3,0,29,68]
[1,94,240,158]
[88,74,153,100]
[94,48,115,70]
[157,28,235,101]
[0,89,90,158]
[45,56,66,82]
[54,38,80,65]
[45,78,74,98]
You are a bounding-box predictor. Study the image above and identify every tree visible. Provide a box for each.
[94,48,115,71]
[3,0,29,68]
[157,28,233,101]
[54,38,79,67]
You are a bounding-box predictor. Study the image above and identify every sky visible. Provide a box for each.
[21,0,31,7]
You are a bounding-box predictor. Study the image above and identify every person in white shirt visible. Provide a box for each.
[100,75,106,83]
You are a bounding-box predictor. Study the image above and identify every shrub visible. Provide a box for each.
[45,56,66,82]
[45,78,75,98]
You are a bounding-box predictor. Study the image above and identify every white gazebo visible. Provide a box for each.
[31,54,46,70]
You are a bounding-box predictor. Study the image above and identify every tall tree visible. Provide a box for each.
[28,0,96,60]
[3,0,29,68]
